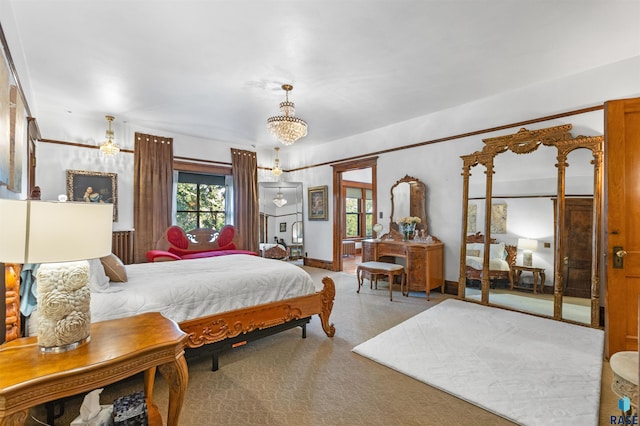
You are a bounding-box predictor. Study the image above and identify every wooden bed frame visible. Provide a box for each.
[3,267,336,365]
[262,244,290,260]
[180,275,335,347]
[465,232,517,283]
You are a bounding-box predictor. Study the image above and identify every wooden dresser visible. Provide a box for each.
[362,239,444,299]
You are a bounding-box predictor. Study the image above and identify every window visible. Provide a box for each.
[344,187,373,238]
[176,172,227,230]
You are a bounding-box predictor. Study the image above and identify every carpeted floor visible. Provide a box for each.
[24,266,617,425]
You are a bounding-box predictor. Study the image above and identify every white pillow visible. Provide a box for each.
[489,243,506,260]
[87,258,110,292]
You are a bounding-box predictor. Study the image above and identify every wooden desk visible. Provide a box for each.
[0,312,188,426]
[362,239,444,300]
[509,265,546,294]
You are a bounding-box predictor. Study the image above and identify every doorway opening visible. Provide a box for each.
[332,157,377,273]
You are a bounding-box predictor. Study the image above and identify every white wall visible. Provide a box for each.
[292,55,640,280]
[27,55,640,280]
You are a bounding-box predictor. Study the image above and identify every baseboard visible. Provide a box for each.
[303,257,334,271]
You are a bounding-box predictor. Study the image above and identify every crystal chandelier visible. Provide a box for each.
[267,84,308,145]
[272,147,283,176]
[99,115,120,156]
[273,189,287,207]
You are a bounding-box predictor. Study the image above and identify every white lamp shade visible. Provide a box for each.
[0,200,113,263]
[517,238,538,252]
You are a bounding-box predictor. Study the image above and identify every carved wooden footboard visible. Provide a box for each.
[179,276,335,348]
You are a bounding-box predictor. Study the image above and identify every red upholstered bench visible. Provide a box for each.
[146,225,256,262]
[180,250,257,260]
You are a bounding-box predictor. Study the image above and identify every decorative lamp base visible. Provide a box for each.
[36,261,92,353]
[523,251,533,267]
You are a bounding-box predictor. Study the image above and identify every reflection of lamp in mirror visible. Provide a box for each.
[273,188,287,207]
[518,238,538,267]
[0,200,113,352]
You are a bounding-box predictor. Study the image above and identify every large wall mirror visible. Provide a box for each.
[259,182,303,253]
[389,175,427,239]
[458,125,603,327]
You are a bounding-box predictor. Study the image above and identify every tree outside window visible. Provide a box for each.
[176,172,226,230]
[345,187,373,238]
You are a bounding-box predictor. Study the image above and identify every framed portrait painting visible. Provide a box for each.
[66,170,118,221]
[308,185,328,221]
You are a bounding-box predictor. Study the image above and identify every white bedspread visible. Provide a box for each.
[91,254,316,324]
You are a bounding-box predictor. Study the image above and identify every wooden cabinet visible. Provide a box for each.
[362,239,444,299]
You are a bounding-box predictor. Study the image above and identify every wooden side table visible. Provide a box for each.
[509,265,546,294]
[0,312,188,426]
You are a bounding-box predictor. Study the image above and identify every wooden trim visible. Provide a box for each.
[39,138,135,154]
[0,23,31,118]
[332,157,378,272]
[173,156,231,167]
[288,104,604,172]
[173,160,231,175]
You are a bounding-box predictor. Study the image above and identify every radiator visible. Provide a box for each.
[342,240,356,256]
[112,230,134,265]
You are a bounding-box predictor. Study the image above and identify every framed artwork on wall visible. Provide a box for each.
[66,170,118,221]
[308,185,328,221]
[490,202,507,234]
[279,222,287,232]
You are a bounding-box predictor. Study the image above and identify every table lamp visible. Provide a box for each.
[0,199,112,352]
[517,238,538,267]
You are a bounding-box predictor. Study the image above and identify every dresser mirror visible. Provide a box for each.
[258,182,303,252]
[458,125,603,327]
[389,175,427,239]
[292,221,303,244]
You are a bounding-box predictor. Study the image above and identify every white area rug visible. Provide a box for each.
[352,299,604,426]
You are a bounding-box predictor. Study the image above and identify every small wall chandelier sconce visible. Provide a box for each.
[272,147,283,176]
[267,84,308,145]
[273,188,287,208]
[99,115,120,156]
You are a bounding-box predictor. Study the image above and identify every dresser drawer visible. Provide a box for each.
[378,242,406,257]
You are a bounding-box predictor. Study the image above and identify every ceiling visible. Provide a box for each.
[5,1,640,148]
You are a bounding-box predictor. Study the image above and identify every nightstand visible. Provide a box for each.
[510,265,546,294]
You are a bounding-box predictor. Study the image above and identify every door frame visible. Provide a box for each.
[332,157,377,271]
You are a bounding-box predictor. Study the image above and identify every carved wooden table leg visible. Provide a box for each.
[158,355,189,426]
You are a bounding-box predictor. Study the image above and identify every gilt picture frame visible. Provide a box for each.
[280,222,287,232]
[308,185,328,221]
[66,170,118,221]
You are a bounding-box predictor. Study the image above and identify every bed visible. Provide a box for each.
[259,243,290,260]
[465,232,516,285]
[18,254,336,369]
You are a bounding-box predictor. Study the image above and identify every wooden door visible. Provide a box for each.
[605,97,640,357]
[562,198,593,298]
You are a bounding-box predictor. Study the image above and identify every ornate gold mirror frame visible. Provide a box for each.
[458,124,603,326]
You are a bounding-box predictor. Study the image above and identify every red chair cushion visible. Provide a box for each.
[181,250,257,260]
[217,225,235,248]
[166,226,189,249]
[146,250,181,262]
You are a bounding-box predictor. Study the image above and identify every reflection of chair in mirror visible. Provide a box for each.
[464,232,516,288]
